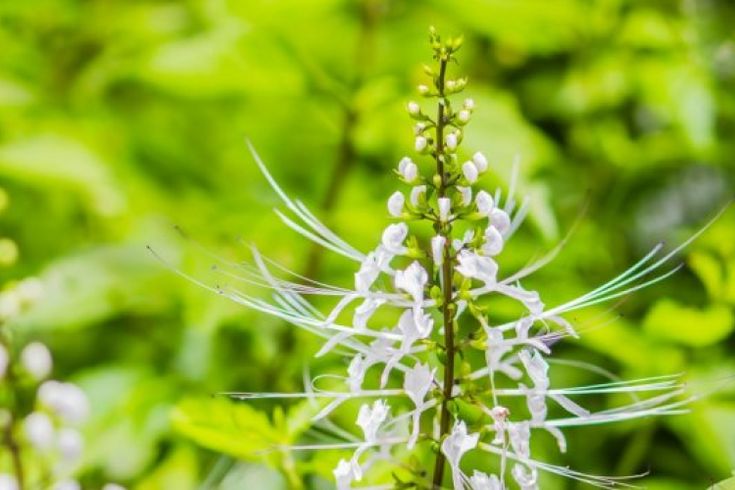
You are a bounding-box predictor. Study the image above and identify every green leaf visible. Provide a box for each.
[643,299,734,347]
[0,134,125,216]
[708,476,735,490]
[172,397,282,462]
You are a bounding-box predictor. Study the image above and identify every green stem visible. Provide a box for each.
[431,57,456,490]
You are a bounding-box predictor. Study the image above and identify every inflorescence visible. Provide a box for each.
[173,28,709,490]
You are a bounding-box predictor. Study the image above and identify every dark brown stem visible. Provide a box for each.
[2,341,25,490]
[431,57,455,490]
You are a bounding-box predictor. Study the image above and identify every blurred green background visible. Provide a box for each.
[1,0,734,488]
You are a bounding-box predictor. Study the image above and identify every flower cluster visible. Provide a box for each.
[0,226,124,490]
[177,28,701,489]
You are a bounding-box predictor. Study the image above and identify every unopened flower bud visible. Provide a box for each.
[438,198,451,222]
[457,110,471,124]
[457,186,472,206]
[490,208,511,235]
[387,192,405,218]
[0,344,8,380]
[464,98,475,110]
[472,151,488,172]
[398,157,418,182]
[407,101,420,116]
[475,191,495,216]
[57,428,84,462]
[445,133,458,151]
[414,122,426,135]
[38,381,89,424]
[462,161,478,184]
[23,411,55,452]
[431,236,446,266]
[415,136,428,153]
[102,485,126,490]
[417,84,429,95]
[20,342,52,380]
[446,80,457,91]
[410,186,427,207]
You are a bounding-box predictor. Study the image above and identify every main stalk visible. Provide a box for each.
[431,57,456,489]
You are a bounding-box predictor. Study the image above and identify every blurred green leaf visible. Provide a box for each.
[643,299,734,347]
[172,397,281,461]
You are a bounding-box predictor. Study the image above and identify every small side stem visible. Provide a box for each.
[431,58,456,490]
[1,338,25,490]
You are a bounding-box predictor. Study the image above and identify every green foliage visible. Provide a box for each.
[0,0,733,487]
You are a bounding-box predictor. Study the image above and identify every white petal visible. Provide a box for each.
[462,161,478,183]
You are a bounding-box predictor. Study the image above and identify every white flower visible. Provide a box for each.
[456,186,472,206]
[404,363,434,448]
[23,411,55,452]
[415,136,427,152]
[407,101,420,115]
[20,341,52,380]
[438,197,451,222]
[353,297,386,330]
[457,110,471,124]
[410,185,426,207]
[394,262,428,304]
[441,420,479,490]
[462,161,478,184]
[472,151,488,172]
[431,236,446,266]
[52,481,80,490]
[512,464,539,490]
[387,191,404,218]
[464,98,475,109]
[490,208,511,235]
[381,223,408,254]
[475,190,494,216]
[355,252,382,293]
[398,157,418,182]
[489,405,511,445]
[0,474,18,490]
[445,133,458,150]
[482,226,504,256]
[397,308,433,341]
[357,400,390,443]
[334,458,360,490]
[37,381,89,424]
[469,471,502,490]
[0,344,8,380]
[57,428,84,462]
[456,250,498,287]
[414,122,426,135]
